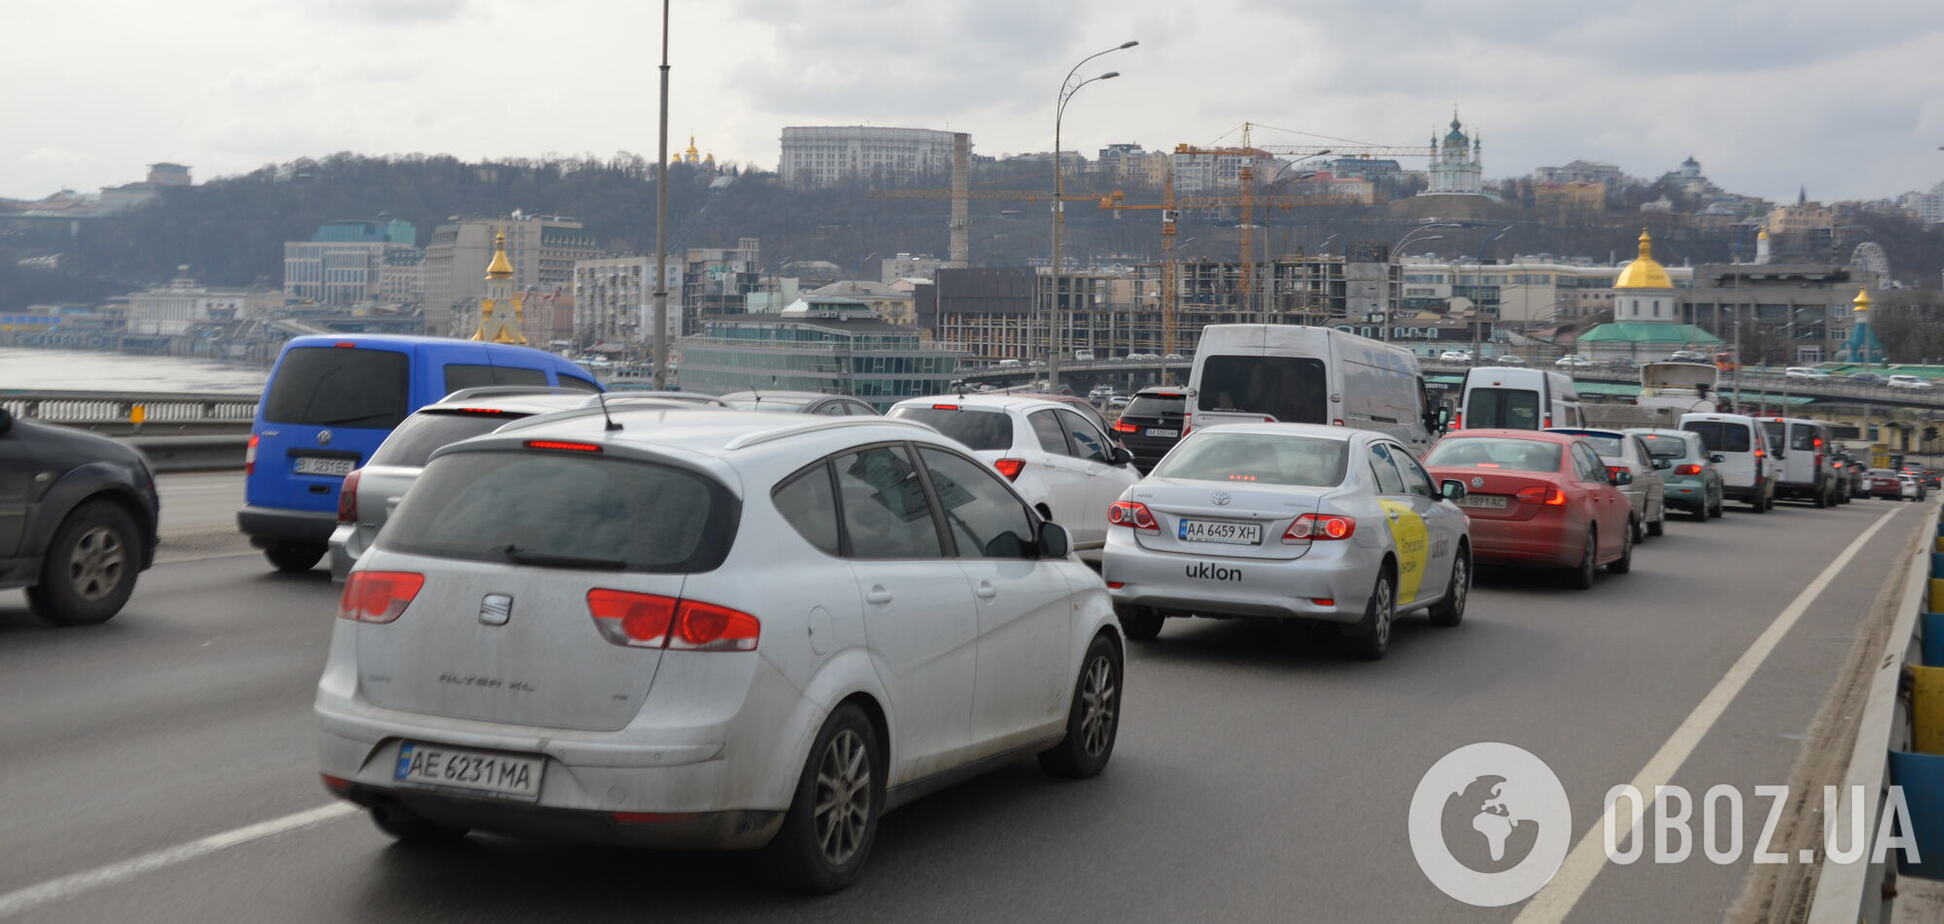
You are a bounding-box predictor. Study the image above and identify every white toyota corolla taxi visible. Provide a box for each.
[316,406,1122,892]
[1101,423,1472,660]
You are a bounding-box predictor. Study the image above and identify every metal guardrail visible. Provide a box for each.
[1,389,259,434]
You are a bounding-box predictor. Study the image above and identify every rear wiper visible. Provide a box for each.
[500,545,626,570]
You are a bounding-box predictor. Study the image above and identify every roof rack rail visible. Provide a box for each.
[724,417,932,451]
[440,385,587,403]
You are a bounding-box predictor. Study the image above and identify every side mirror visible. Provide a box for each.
[1440,479,1468,501]
[1037,520,1071,559]
[1112,446,1136,466]
[0,406,10,437]
[1710,453,1725,464]
[1610,470,1634,487]
[1653,457,1671,470]
[1436,407,1452,428]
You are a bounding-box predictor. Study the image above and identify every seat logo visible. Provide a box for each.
[479,593,513,626]
[1211,491,1231,506]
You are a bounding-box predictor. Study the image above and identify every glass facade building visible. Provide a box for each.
[674,298,967,408]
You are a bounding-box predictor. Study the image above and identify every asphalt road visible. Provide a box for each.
[0,490,1926,922]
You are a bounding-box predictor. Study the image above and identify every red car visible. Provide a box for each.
[1425,429,1635,588]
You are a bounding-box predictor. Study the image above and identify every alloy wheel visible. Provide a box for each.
[813,729,871,867]
[67,526,126,602]
[1079,653,1118,759]
[1371,577,1394,650]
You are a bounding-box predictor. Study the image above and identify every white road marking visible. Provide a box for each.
[0,802,358,919]
[1512,504,1906,923]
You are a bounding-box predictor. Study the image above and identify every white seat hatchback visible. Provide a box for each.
[316,407,1123,892]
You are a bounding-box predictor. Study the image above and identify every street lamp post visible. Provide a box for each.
[1048,40,1137,395]
[650,0,673,390]
[1258,154,1327,325]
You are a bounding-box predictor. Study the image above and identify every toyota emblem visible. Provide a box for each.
[1471,476,1484,488]
[1212,491,1232,506]
[316,429,333,446]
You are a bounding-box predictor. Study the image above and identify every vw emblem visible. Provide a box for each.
[316,429,333,446]
[1212,491,1232,506]
[1471,476,1485,488]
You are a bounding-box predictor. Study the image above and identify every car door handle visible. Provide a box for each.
[865,586,894,605]
[974,581,997,600]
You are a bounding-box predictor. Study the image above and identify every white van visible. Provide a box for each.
[1758,416,1838,507]
[1187,324,1439,453]
[1455,368,1584,431]
[1680,412,1777,512]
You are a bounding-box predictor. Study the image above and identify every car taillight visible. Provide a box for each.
[1452,412,1462,430]
[1112,420,1138,433]
[1606,466,1628,481]
[1516,485,1569,505]
[1755,448,1766,458]
[1284,513,1355,542]
[994,458,1026,481]
[1332,418,1345,427]
[1544,415,1554,428]
[338,571,424,623]
[1814,453,1823,471]
[586,589,758,652]
[1108,501,1159,531]
[336,469,361,523]
[1674,464,1702,475]
[244,434,258,475]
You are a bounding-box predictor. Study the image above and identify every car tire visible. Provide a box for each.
[1709,495,1723,518]
[1343,567,1396,660]
[1813,487,1828,508]
[1750,494,1768,513]
[1565,530,1598,590]
[369,805,469,845]
[26,500,142,627]
[1428,546,1469,628]
[1038,633,1123,778]
[264,542,325,573]
[1607,523,1633,575]
[1115,605,1164,642]
[1647,506,1665,537]
[1630,514,1644,545]
[762,703,882,894]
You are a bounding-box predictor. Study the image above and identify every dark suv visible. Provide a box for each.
[0,407,159,625]
[1110,386,1188,472]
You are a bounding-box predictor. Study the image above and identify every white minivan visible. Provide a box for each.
[1456,368,1584,431]
[1758,417,1838,507]
[1680,413,1777,512]
[1187,325,1440,455]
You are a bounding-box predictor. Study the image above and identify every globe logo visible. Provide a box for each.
[1409,743,1572,907]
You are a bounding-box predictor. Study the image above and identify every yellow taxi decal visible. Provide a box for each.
[1378,499,1430,603]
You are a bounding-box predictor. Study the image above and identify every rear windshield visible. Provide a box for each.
[887,407,1014,450]
[1425,437,1562,473]
[1761,422,1785,452]
[1789,425,1820,452]
[369,411,523,467]
[1563,433,1623,457]
[724,397,809,412]
[1196,355,1327,424]
[1152,432,1348,487]
[1465,387,1541,429]
[263,347,410,429]
[1125,393,1186,418]
[379,451,737,572]
[1636,434,1692,460]
[1684,421,1751,453]
[442,363,550,395]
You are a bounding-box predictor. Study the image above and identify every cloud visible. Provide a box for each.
[326,0,469,24]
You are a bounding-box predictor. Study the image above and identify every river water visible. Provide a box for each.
[0,347,267,394]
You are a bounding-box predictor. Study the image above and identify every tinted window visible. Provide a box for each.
[772,462,841,556]
[1196,355,1327,424]
[1553,432,1623,456]
[1684,421,1751,453]
[441,363,549,395]
[1574,444,1609,481]
[369,411,520,467]
[1761,421,1786,453]
[380,451,735,572]
[1056,409,1110,462]
[1153,433,1349,487]
[918,448,1036,559]
[1394,448,1438,498]
[1426,437,1563,474]
[1466,387,1541,429]
[1636,434,1691,460]
[1368,443,1408,494]
[889,407,1014,451]
[1125,393,1186,419]
[556,374,602,394]
[815,402,847,416]
[1790,425,1820,452]
[1029,410,1070,454]
[834,445,942,558]
[263,347,410,429]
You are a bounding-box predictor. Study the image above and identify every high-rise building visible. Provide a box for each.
[283,220,420,307]
[573,256,683,348]
[422,214,598,337]
[778,126,959,188]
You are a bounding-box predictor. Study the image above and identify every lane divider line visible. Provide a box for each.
[0,802,359,919]
[1512,503,1906,923]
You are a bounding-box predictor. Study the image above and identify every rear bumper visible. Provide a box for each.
[326,778,784,849]
[326,522,375,582]
[1102,535,1378,623]
[238,506,336,548]
[1467,517,1579,567]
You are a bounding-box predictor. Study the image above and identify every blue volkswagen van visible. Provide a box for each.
[237,336,602,571]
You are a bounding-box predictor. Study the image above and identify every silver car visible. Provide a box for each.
[1547,428,1667,541]
[1102,423,1472,660]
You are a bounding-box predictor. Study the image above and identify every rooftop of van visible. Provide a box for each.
[283,334,568,353]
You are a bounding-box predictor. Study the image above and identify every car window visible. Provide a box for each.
[1466,387,1541,429]
[1636,433,1690,461]
[888,406,1014,451]
[1124,393,1186,419]
[1367,443,1408,494]
[815,402,847,416]
[1630,437,1654,466]
[441,363,548,394]
[1152,433,1349,487]
[556,374,603,394]
[1760,421,1786,454]
[1425,437,1561,473]
[369,411,522,467]
[1790,425,1820,452]
[833,445,942,559]
[1029,410,1071,455]
[1684,421,1751,453]
[1196,355,1327,423]
[917,448,1036,559]
[1393,447,1438,498]
[1056,409,1110,463]
[1575,443,1608,482]
[772,462,842,556]
[262,346,410,429]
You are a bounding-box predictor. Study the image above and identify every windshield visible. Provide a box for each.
[1426,437,1562,473]
[1635,434,1691,461]
[369,411,524,467]
[1196,355,1327,423]
[1466,387,1541,429]
[262,347,409,429]
[1124,393,1186,419]
[1790,425,1820,452]
[1684,421,1752,453]
[887,407,1014,451]
[380,451,737,572]
[1152,433,1348,487]
[723,397,809,412]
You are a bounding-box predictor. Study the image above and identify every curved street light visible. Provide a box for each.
[1047,40,1137,394]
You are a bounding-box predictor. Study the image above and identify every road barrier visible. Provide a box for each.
[1,389,258,436]
[123,434,250,473]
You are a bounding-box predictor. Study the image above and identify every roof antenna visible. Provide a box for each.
[596,391,623,431]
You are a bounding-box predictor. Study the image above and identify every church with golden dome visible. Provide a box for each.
[471,229,528,345]
[1575,228,1722,361]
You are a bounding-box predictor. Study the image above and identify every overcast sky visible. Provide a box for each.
[5,0,1942,204]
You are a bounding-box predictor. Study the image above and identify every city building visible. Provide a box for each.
[1841,287,1886,364]
[684,238,769,323]
[1680,259,1883,365]
[807,280,916,326]
[1532,160,1626,188]
[147,163,191,186]
[778,126,960,188]
[1398,253,1693,326]
[1172,147,1281,195]
[572,256,683,348]
[1575,230,1719,361]
[124,267,278,336]
[881,253,944,284]
[1898,183,1944,225]
[283,220,420,308]
[422,214,597,337]
[1424,114,1484,196]
[673,297,968,407]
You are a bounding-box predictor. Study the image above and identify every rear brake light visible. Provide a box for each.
[1606,466,1628,481]
[1674,464,1702,475]
[334,341,356,348]
[1755,448,1765,458]
[1284,513,1355,542]
[669,600,761,652]
[932,404,959,410]
[244,434,259,475]
[1108,501,1159,531]
[336,469,362,523]
[1544,415,1554,428]
[1516,485,1568,505]
[1112,420,1138,433]
[338,571,424,623]
[1332,418,1345,427]
[525,439,602,453]
[1452,412,1462,430]
[994,458,1026,480]
[454,407,512,415]
[586,589,757,651]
